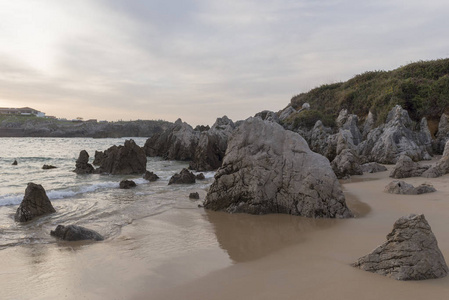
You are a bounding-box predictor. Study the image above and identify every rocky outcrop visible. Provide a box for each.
[74,150,94,174]
[352,214,448,280]
[434,114,449,154]
[143,118,199,161]
[337,109,363,146]
[42,164,57,169]
[119,180,137,189]
[389,155,430,179]
[361,162,387,173]
[331,149,363,179]
[12,159,18,165]
[92,150,105,166]
[50,225,104,241]
[96,139,147,175]
[189,192,200,199]
[189,116,235,171]
[196,173,205,180]
[279,106,296,121]
[358,105,432,164]
[168,168,196,185]
[194,125,210,132]
[308,120,333,157]
[143,171,159,182]
[204,117,353,218]
[423,140,449,178]
[14,183,56,222]
[255,110,280,123]
[362,111,375,139]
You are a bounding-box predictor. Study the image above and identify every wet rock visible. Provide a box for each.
[42,165,57,170]
[196,173,205,180]
[331,149,363,179]
[168,168,196,185]
[12,159,18,165]
[50,225,104,241]
[352,214,448,280]
[361,162,387,173]
[143,171,159,182]
[119,180,137,189]
[96,139,147,175]
[389,155,430,179]
[204,117,353,218]
[74,150,94,174]
[15,183,56,222]
[189,192,200,199]
[92,150,106,166]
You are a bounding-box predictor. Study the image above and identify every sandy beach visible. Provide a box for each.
[3,161,449,299]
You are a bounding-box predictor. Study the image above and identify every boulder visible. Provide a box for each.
[189,116,235,171]
[143,171,159,182]
[204,117,353,218]
[143,118,199,160]
[358,105,432,164]
[74,150,94,174]
[361,162,387,173]
[384,180,418,195]
[14,183,56,222]
[331,149,363,179]
[96,139,147,175]
[189,192,200,199]
[352,214,448,280]
[389,155,430,179]
[196,173,205,180]
[50,225,104,241]
[119,180,137,189]
[42,164,57,170]
[168,168,196,185]
[422,140,449,178]
[415,183,437,194]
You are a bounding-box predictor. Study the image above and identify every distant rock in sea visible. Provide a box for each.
[42,164,57,170]
[74,150,95,174]
[189,192,200,199]
[50,225,104,241]
[15,183,56,222]
[119,180,137,189]
[12,159,18,165]
[143,171,159,182]
[168,168,196,185]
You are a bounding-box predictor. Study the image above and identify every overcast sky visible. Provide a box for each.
[0,0,448,126]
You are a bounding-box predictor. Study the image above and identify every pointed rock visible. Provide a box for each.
[15,183,56,222]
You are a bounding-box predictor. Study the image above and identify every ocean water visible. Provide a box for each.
[0,137,214,249]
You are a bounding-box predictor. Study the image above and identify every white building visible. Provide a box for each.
[0,107,46,117]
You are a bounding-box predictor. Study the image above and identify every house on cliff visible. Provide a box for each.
[0,107,45,117]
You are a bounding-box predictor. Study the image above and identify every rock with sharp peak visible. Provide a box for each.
[15,183,56,222]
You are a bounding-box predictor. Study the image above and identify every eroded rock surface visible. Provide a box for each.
[74,150,94,174]
[168,168,196,185]
[15,183,56,222]
[389,155,430,179]
[361,162,387,173]
[96,139,147,175]
[423,140,449,178]
[51,225,104,241]
[143,171,159,182]
[331,149,363,179]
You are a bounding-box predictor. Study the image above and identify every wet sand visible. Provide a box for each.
[3,163,449,299]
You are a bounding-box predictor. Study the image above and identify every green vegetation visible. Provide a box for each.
[289,58,449,128]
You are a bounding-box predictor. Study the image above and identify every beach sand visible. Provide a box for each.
[3,162,449,299]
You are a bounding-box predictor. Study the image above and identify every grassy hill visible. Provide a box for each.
[287,58,449,132]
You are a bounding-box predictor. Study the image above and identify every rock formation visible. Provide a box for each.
[362,111,375,139]
[308,120,333,157]
[189,116,235,171]
[337,109,363,146]
[434,113,449,154]
[15,183,56,222]
[96,139,147,175]
[361,162,387,173]
[422,140,449,178]
[279,106,296,121]
[42,164,57,169]
[331,149,363,179]
[168,168,196,185]
[143,171,159,182]
[50,225,104,241]
[189,192,200,199]
[74,150,94,174]
[119,180,137,189]
[352,214,448,280]
[143,118,199,161]
[196,173,205,180]
[204,117,353,218]
[389,155,430,179]
[384,181,436,195]
[12,159,18,165]
[254,110,280,123]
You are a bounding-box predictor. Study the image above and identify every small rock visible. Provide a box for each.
[168,168,196,185]
[119,180,137,189]
[50,225,104,241]
[143,171,159,182]
[361,162,387,173]
[12,159,18,165]
[42,164,57,170]
[384,180,417,195]
[189,192,200,199]
[15,183,56,222]
[196,173,205,180]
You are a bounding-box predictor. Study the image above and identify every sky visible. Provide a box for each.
[0,0,448,126]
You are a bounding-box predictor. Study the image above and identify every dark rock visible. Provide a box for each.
[50,224,104,241]
[92,150,105,166]
[119,180,137,189]
[74,150,94,174]
[96,139,147,175]
[352,214,448,280]
[143,171,159,182]
[389,155,430,179]
[194,125,210,132]
[204,117,353,218]
[196,173,205,180]
[42,164,57,170]
[189,192,200,199]
[361,162,387,173]
[12,159,18,165]
[168,168,196,185]
[14,183,56,222]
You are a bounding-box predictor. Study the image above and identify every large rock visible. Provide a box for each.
[279,106,296,121]
[15,183,56,222]
[74,150,94,174]
[362,111,375,139]
[168,168,196,185]
[423,140,449,178]
[331,149,363,179]
[189,116,235,171]
[143,118,199,160]
[96,139,147,175]
[389,155,430,179]
[50,225,104,241]
[361,162,387,173]
[204,117,353,218]
[352,214,448,280]
[337,109,363,146]
[308,120,333,157]
[358,105,432,164]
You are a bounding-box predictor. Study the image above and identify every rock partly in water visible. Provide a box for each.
[189,192,200,199]
[92,150,106,166]
[50,225,104,241]
[331,149,363,179]
[119,180,137,189]
[196,173,205,180]
[15,183,56,222]
[96,139,147,175]
[361,162,387,173]
[42,164,57,170]
[143,171,159,182]
[12,159,18,165]
[204,117,353,218]
[352,214,448,280]
[168,168,196,185]
[74,150,94,174]
[389,155,430,179]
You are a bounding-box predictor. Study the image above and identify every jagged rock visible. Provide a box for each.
[194,125,210,132]
[361,162,387,173]
[196,173,205,180]
[279,106,296,121]
[14,183,56,222]
[336,109,349,128]
[96,139,147,175]
[42,164,57,170]
[254,110,280,123]
[12,159,18,165]
[74,150,94,174]
[331,149,363,179]
[119,180,137,189]
[143,118,199,161]
[309,120,333,157]
[189,116,235,171]
[389,155,430,179]
[339,112,363,146]
[434,114,449,154]
[384,180,418,195]
[204,117,353,218]
[168,168,196,185]
[143,171,159,182]
[423,140,449,178]
[92,150,105,166]
[50,225,104,241]
[189,192,200,199]
[362,111,375,139]
[352,214,448,280]
[358,105,432,164]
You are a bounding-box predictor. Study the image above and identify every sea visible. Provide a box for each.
[0,137,214,250]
